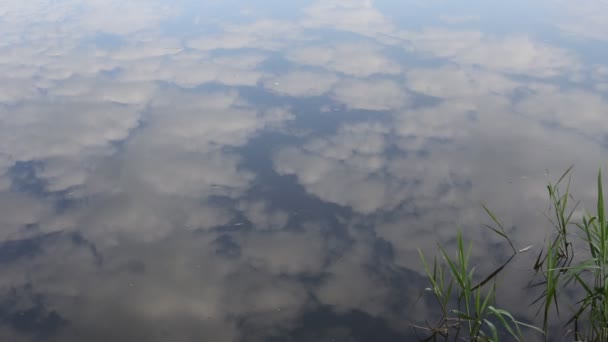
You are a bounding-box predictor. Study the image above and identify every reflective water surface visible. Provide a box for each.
[0,0,607,340]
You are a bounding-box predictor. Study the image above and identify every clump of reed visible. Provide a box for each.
[416,167,608,341]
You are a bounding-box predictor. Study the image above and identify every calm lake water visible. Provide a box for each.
[0,0,607,341]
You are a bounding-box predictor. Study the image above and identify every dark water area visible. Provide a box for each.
[0,0,607,341]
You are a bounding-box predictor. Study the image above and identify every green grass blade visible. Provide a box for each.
[598,169,604,234]
[556,165,575,185]
[514,320,545,335]
[439,246,464,289]
[482,205,517,253]
[484,319,499,342]
[488,306,520,341]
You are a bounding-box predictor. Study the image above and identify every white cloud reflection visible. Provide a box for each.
[331,78,410,111]
[263,70,339,97]
[302,0,394,37]
[550,0,608,42]
[400,29,580,77]
[287,43,402,77]
[0,0,607,340]
[515,88,608,139]
[406,66,520,98]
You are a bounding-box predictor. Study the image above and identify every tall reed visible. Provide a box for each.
[416,167,608,341]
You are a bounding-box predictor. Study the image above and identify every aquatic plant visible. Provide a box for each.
[416,167,608,341]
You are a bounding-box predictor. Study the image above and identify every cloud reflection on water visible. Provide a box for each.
[0,0,607,340]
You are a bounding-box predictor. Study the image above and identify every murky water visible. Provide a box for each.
[0,0,607,340]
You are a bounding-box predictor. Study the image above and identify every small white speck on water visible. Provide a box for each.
[234,222,244,226]
[274,82,280,85]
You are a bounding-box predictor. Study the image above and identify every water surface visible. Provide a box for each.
[0,0,607,340]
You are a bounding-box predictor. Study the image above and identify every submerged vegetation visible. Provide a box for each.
[416,167,608,341]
